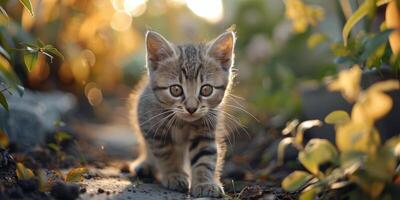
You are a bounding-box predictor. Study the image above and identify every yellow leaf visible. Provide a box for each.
[350,174,385,198]
[336,122,381,154]
[299,139,338,175]
[307,33,327,49]
[365,147,397,180]
[37,169,51,192]
[295,120,322,145]
[277,137,295,166]
[282,170,313,192]
[324,110,350,125]
[16,162,34,180]
[65,167,88,182]
[386,1,400,55]
[342,0,392,46]
[299,185,318,200]
[384,136,400,156]
[328,65,362,102]
[282,119,299,135]
[352,92,393,125]
[0,129,9,148]
[284,0,324,33]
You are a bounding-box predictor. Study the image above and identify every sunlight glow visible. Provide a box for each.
[166,0,186,7]
[124,0,147,17]
[112,0,125,10]
[110,11,132,31]
[186,0,223,23]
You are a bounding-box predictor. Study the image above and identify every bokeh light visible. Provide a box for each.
[85,82,103,106]
[110,11,132,31]
[186,0,223,23]
[124,0,147,17]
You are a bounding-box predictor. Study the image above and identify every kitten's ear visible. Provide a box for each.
[145,31,175,65]
[207,31,236,69]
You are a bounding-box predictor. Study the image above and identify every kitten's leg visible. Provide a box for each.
[146,135,189,193]
[189,135,224,197]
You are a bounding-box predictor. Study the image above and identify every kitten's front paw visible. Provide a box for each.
[191,182,224,198]
[161,173,189,193]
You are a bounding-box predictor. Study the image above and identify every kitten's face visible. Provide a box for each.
[145,31,235,122]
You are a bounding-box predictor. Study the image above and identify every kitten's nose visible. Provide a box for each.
[186,106,197,114]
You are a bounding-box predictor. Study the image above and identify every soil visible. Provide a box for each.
[0,115,299,199]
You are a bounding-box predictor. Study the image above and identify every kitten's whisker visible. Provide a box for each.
[225,95,246,109]
[162,113,176,144]
[148,111,175,140]
[140,108,168,116]
[139,110,173,126]
[228,93,245,100]
[214,109,251,140]
[223,104,259,122]
[208,111,233,146]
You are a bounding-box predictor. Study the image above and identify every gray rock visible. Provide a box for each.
[0,90,76,150]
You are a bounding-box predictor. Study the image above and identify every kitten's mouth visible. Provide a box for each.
[176,112,203,122]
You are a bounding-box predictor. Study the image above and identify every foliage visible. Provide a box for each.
[0,0,63,111]
[285,0,400,72]
[47,122,73,164]
[65,167,88,183]
[284,0,324,33]
[0,128,8,148]
[16,162,34,180]
[278,66,400,199]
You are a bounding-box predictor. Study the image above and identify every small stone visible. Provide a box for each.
[17,179,39,193]
[50,181,79,200]
[97,188,105,194]
[238,185,264,200]
[79,188,87,194]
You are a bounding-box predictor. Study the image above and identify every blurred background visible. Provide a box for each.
[1,0,342,127]
[1,0,400,199]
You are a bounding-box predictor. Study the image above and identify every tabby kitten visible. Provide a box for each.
[129,30,236,197]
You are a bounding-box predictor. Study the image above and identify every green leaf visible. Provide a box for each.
[299,139,338,175]
[47,143,60,152]
[342,2,369,46]
[55,131,71,144]
[324,110,350,124]
[0,54,23,96]
[282,171,313,192]
[0,91,8,111]
[361,29,393,60]
[0,45,10,60]
[36,39,45,48]
[16,162,34,180]
[65,167,88,182]
[23,52,38,72]
[44,46,64,60]
[0,129,9,148]
[19,0,34,16]
[343,0,392,46]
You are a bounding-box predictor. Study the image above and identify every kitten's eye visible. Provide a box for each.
[169,85,183,97]
[200,85,213,97]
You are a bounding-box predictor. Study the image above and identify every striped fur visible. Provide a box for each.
[129,31,236,197]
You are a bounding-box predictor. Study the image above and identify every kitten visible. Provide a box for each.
[129,30,236,197]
